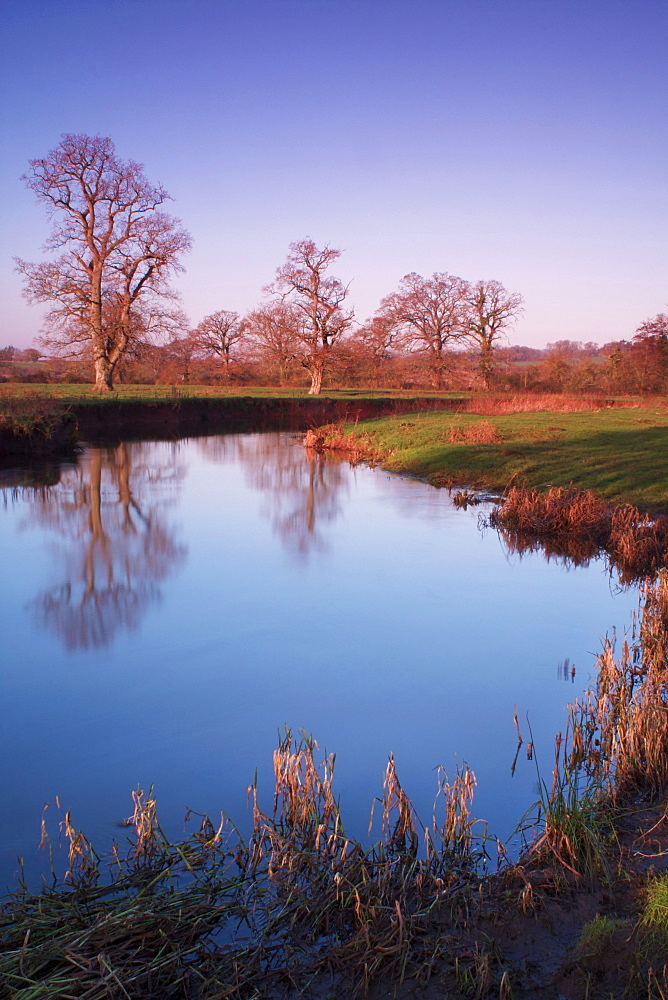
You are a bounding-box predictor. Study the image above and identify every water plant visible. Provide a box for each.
[490,486,668,583]
[0,732,488,999]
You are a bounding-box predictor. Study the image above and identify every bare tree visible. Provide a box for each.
[343,315,398,387]
[464,280,523,389]
[635,310,668,341]
[194,310,244,378]
[245,301,301,385]
[377,272,469,389]
[16,134,192,391]
[631,309,668,393]
[269,239,353,394]
[28,442,186,649]
[166,334,201,384]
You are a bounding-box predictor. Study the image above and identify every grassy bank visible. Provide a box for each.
[1,574,668,998]
[3,387,665,508]
[0,385,467,402]
[0,385,470,455]
[320,399,668,512]
[0,396,78,457]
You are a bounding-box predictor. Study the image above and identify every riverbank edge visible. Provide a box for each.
[0,393,466,457]
[304,405,668,515]
[3,390,666,510]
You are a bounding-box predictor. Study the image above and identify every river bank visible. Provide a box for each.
[305,398,668,513]
[2,388,666,513]
[0,386,467,456]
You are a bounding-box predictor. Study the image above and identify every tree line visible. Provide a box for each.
[10,133,668,394]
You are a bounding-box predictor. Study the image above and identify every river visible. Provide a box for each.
[0,431,638,891]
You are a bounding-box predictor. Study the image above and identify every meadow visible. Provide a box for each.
[303,392,668,511]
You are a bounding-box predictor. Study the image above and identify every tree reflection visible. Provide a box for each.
[491,525,645,587]
[197,434,348,556]
[25,442,186,649]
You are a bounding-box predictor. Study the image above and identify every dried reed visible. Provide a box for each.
[1,731,485,999]
[459,393,628,415]
[303,423,384,465]
[527,571,668,880]
[490,486,668,583]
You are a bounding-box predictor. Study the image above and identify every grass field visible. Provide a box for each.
[341,404,668,512]
[0,383,466,402]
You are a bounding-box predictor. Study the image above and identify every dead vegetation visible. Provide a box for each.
[459,392,635,415]
[0,732,488,999]
[490,485,668,583]
[447,420,502,444]
[304,422,386,464]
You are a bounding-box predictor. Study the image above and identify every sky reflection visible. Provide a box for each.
[0,433,638,891]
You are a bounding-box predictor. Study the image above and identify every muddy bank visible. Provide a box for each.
[69,394,463,443]
[0,402,78,458]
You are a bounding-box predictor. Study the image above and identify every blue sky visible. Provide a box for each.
[1,0,666,349]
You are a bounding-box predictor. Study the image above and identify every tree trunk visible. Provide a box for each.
[308,362,324,395]
[479,341,493,390]
[94,355,115,391]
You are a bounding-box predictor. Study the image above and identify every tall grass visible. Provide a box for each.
[460,393,634,414]
[490,486,668,583]
[526,571,668,882]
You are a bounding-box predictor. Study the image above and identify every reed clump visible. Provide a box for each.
[527,571,668,883]
[490,486,668,583]
[0,732,487,999]
[303,423,385,465]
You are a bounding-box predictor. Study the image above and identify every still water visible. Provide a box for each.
[0,432,637,890]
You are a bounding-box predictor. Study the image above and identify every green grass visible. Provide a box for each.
[345,407,668,511]
[0,383,466,403]
[577,914,626,959]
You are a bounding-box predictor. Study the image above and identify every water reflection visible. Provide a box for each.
[24,442,186,649]
[491,525,634,587]
[0,432,641,894]
[197,434,348,556]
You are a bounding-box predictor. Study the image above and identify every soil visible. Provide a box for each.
[285,806,668,1000]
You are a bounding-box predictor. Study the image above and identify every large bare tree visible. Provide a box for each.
[269,239,353,394]
[245,301,301,385]
[194,310,244,378]
[378,272,469,389]
[464,279,523,389]
[16,134,192,390]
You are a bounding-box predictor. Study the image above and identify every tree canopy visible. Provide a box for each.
[17,134,191,390]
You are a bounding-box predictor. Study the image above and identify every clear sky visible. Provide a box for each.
[1,0,666,350]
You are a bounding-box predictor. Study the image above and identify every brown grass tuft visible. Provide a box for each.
[490,487,668,583]
[448,420,502,443]
[459,393,633,415]
[303,423,384,464]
